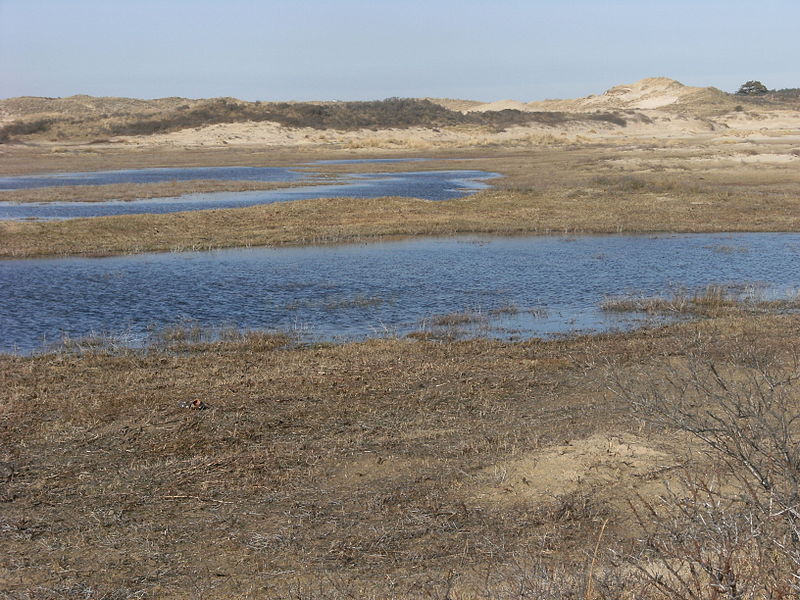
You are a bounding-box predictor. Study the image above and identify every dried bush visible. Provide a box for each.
[610,334,800,597]
[0,117,60,142]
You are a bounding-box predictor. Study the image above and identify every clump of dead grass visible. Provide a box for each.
[601,284,800,317]
[428,310,487,327]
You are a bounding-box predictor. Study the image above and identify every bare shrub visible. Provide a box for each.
[0,117,61,143]
[610,333,800,597]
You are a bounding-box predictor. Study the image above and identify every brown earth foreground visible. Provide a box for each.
[2,312,800,598]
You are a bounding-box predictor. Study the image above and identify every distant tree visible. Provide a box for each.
[736,80,769,95]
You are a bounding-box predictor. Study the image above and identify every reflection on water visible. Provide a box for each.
[0,170,498,220]
[1,233,798,353]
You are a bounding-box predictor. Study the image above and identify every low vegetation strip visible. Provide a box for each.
[3,186,800,258]
[0,179,319,204]
[601,284,800,316]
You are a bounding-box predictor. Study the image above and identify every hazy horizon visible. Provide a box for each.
[1,0,798,103]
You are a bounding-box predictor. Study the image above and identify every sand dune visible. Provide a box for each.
[528,77,707,111]
[466,99,532,112]
[2,77,798,150]
[448,77,735,114]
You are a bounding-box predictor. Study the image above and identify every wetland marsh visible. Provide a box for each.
[2,102,800,596]
[2,233,799,353]
[0,163,497,219]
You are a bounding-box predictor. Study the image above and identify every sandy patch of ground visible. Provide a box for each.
[633,95,681,109]
[465,99,533,112]
[605,150,800,170]
[717,110,800,130]
[474,433,674,507]
[114,121,583,149]
[704,152,799,163]
[458,77,720,114]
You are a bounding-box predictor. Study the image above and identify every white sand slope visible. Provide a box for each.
[435,78,731,114]
[466,99,532,112]
[538,77,694,111]
[107,77,800,149]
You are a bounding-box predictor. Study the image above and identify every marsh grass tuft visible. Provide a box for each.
[44,331,136,355]
[527,306,550,319]
[428,310,488,327]
[154,320,205,344]
[489,302,521,316]
[601,284,800,317]
[323,295,385,310]
[705,243,749,254]
[140,321,295,353]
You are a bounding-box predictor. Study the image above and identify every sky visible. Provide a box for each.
[1,0,797,102]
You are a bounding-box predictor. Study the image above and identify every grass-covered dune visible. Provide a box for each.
[0,97,631,143]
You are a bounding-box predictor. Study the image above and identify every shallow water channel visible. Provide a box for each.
[0,163,497,219]
[2,233,799,353]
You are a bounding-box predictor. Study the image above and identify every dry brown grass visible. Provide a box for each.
[3,142,800,258]
[2,313,799,598]
[0,144,331,176]
[3,182,800,258]
[601,285,800,316]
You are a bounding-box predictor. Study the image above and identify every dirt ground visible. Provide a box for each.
[3,313,797,598]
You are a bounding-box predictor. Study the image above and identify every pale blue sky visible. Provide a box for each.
[1,0,797,101]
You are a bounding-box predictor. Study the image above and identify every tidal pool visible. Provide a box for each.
[0,167,498,220]
[1,233,798,353]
